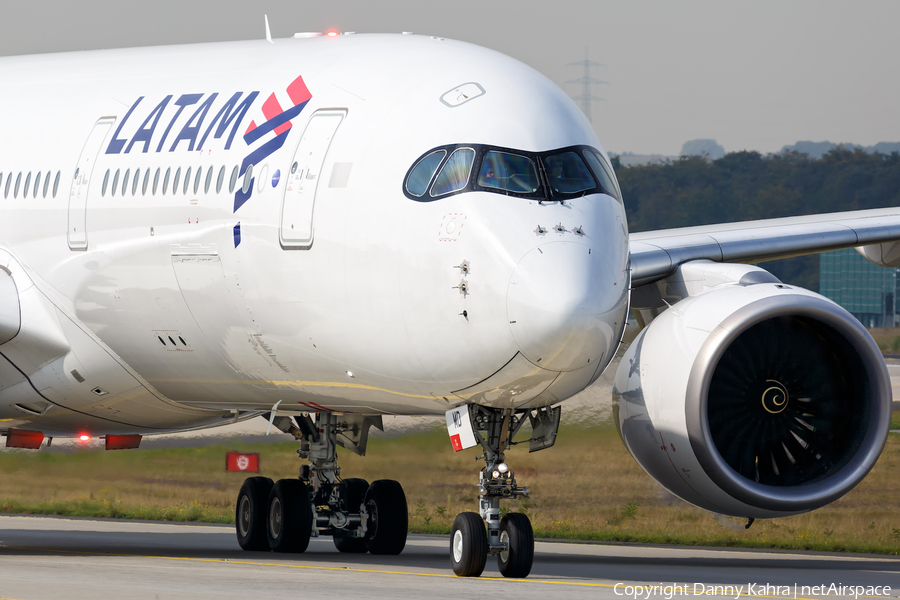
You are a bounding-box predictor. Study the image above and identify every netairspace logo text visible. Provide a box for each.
[613,583,892,600]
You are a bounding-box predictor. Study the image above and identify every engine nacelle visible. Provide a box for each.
[614,281,891,518]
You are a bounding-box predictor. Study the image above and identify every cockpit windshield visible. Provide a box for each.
[431,148,475,196]
[477,151,540,194]
[403,143,621,204]
[542,151,595,194]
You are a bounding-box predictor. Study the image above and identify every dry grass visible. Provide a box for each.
[869,328,900,354]
[2,421,900,554]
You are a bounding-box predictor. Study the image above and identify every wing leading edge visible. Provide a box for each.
[629,206,900,287]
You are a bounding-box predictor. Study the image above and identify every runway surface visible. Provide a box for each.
[1,516,898,600]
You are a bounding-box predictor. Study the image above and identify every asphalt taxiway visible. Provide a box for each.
[1,516,898,600]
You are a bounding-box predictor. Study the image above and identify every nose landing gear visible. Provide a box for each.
[235,412,408,555]
[450,406,557,578]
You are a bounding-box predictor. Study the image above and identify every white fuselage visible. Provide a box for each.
[0,34,629,436]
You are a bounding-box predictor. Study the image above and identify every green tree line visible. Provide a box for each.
[614,148,900,290]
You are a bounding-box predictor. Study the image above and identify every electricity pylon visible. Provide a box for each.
[566,48,608,123]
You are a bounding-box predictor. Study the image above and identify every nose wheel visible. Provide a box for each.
[451,512,487,576]
[497,513,534,578]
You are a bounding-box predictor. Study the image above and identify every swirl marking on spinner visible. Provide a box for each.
[762,380,789,414]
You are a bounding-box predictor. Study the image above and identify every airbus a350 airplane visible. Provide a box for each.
[0,30,897,578]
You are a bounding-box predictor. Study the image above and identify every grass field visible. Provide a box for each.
[2,420,900,555]
[869,328,900,354]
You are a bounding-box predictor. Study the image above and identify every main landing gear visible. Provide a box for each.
[235,412,408,555]
[449,405,560,578]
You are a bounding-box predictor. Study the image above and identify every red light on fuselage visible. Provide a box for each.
[326,31,338,37]
[78,434,90,442]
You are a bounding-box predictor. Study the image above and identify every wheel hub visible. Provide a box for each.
[269,497,283,539]
[238,496,251,537]
[499,530,510,563]
[452,530,464,563]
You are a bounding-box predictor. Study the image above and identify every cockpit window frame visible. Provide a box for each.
[403,143,621,204]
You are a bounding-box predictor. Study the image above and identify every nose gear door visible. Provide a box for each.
[279,111,345,249]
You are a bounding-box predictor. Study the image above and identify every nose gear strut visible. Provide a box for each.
[450,405,558,578]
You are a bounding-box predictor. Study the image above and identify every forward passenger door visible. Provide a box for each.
[279,111,345,249]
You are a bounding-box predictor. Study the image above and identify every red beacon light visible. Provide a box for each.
[326,30,339,37]
[78,434,90,443]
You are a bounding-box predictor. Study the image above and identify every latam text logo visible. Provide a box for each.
[104,75,312,213]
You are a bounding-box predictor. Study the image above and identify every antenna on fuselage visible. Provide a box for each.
[265,14,274,44]
[565,48,608,123]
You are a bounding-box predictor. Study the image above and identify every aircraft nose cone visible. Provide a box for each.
[507,242,612,372]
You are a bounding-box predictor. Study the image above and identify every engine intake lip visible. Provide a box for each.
[685,293,891,513]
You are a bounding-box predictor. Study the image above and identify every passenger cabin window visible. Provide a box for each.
[14,172,21,199]
[132,169,141,196]
[33,172,41,199]
[194,166,202,195]
[5,173,12,199]
[122,169,130,197]
[53,171,60,198]
[153,168,161,195]
[229,166,239,193]
[216,166,225,193]
[172,168,181,195]
[42,171,51,198]
[406,150,445,197]
[183,167,191,195]
[404,143,621,204]
[430,148,475,197]
[204,166,213,194]
[242,165,253,194]
[23,172,32,198]
[112,169,121,197]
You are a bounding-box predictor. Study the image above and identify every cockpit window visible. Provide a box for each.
[406,150,446,197]
[477,151,539,194]
[430,148,474,196]
[543,151,595,194]
[403,143,622,204]
[582,149,622,203]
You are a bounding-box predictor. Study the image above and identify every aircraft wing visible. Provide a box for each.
[629,206,900,287]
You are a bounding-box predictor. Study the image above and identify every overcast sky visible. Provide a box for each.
[2,0,897,156]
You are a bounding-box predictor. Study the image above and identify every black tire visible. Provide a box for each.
[363,479,408,555]
[497,513,534,578]
[450,512,487,577]
[267,479,313,553]
[235,476,273,551]
[333,478,369,553]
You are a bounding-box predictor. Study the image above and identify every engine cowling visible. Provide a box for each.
[614,281,891,518]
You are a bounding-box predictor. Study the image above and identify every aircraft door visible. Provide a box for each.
[280,111,345,249]
[68,117,115,250]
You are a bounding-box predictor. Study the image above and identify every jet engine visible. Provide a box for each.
[614,274,891,518]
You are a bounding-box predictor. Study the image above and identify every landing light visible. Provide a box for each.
[497,463,509,474]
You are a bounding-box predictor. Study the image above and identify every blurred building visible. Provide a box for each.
[819,248,899,328]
